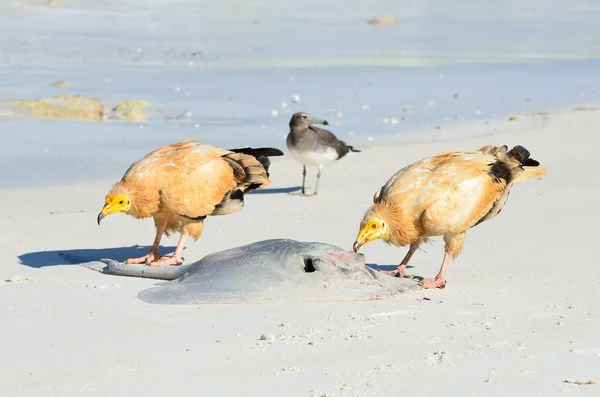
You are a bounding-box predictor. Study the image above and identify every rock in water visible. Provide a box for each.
[9,94,103,121]
[368,17,397,26]
[112,99,151,122]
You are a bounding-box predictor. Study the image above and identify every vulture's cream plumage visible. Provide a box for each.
[353,145,546,289]
[98,139,283,266]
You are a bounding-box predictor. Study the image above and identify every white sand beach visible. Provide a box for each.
[2,108,600,396]
[2,0,600,396]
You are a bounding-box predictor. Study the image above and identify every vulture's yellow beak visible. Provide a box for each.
[97,193,132,225]
[97,207,108,225]
[353,219,388,252]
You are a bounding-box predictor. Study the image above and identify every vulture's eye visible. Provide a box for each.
[301,114,307,119]
[119,200,124,204]
[372,224,376,229]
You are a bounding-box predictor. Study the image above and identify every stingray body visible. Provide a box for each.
[76,239,419,304]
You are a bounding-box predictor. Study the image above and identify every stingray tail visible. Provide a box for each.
[105,259,192,280]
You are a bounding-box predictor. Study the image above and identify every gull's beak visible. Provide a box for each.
[312,117,329,126]
[97,205,110,225]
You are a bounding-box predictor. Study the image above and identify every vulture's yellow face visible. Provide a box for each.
[97,193,132,225]
[353,217,389,252]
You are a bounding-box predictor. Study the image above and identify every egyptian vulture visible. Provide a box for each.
[98,139,283,266]
[353,145,546,289]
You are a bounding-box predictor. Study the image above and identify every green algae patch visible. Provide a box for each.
[9,94,104,121]
[112,100,151,122]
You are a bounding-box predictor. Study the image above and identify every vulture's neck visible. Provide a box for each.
[109,181,150,219]
[370,201,413,247]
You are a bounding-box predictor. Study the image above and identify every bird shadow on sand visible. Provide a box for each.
[18,245,177,268]
[251,186,302,195]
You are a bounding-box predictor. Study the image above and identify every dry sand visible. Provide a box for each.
[1,109,599,396]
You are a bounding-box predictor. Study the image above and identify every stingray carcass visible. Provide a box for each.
[76,239,419,304]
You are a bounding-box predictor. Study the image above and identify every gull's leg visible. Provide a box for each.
[125,218,166,264]
[301,165,307,195]
[313,165,324,196]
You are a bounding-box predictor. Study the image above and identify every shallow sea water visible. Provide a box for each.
[0,0,599,187]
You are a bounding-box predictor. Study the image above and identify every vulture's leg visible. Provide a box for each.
[301,165,307,195]
[420,232,465,289]
[150,221,202,267]
[149,232,188,267]
[420,253,451,289]
[125,219,166,264]
[313,165,324,196]
[380,240,421,278]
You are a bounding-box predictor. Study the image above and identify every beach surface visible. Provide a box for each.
[2,0,600,396]
[2,108,600,396]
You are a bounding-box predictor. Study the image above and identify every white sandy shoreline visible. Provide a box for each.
[1,108,600,396]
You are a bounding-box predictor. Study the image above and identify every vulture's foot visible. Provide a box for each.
[125,252,161,265]
[419,277,446,289]
[379,266,412,279]
[148,256,184,267]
